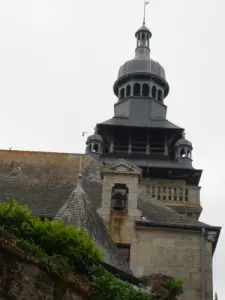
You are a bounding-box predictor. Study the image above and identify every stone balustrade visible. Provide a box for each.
[140,180,200,204]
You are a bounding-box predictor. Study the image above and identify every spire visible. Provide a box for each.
[135,1,152,59]
[143,0,150,26]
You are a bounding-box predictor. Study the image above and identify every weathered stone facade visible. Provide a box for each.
[98,159,214,300]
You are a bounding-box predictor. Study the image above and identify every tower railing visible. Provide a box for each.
[139,181,201,204]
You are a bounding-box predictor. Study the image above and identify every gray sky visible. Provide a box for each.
[0,0,224,297]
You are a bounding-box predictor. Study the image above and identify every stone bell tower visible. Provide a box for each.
[85,19,202,219]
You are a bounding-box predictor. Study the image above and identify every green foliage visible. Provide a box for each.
[0,200,103,274]
[0,200,183,300]
[92,266,152,300]
[165,278,183,298]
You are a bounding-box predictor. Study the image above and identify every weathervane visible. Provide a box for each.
[143,0,150,26]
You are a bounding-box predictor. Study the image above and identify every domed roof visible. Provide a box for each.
[135,25,152,37]
[118,57,166,80]
[87,134,103,143]
[176,138,192,148]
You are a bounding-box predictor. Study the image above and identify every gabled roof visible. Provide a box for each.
[101,159,142,175]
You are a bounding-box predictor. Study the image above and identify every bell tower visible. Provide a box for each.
[85,16,202,219]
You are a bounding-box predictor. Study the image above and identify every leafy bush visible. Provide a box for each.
[0,200,103,274]
[165,278,183,298]
[92,266,152,300]
[0,200,183,300]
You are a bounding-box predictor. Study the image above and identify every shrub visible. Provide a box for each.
[0,200,103,274]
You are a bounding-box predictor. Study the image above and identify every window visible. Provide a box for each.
[126,85,131,97]
[117,244,130,264]
[152,86,157,98]
[133,83,141,96]
[142,83,149,97]
[157,89,163,102]
[111,184,128,212]
[93,144,99,153]
[119,88,125,100]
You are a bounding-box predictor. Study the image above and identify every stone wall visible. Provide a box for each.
[0,238,90,300]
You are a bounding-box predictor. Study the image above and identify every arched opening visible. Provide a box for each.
[93,144,99,153]
[142,83,149,97]
[152,86,157,98]
[180,148,186,158]
[111,183,129,212]
[119,88,125,100]
[126,85,131,97]
[133,83,141,96]
[158,90,163,102]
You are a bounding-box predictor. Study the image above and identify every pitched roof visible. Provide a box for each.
[98,117,183,130]
[54,174,132,275]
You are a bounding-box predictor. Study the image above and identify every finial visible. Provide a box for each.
[182,131,186,139]
[143,0,150,26]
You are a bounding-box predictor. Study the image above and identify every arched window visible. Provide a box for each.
[142,83,149,97]
[119,88,125,100]
[158,90,163,102]
[93,144,99,153]
[133,83,141,96]
[152,86,157,98]
[180,148,186,158]
[126,85,131,97]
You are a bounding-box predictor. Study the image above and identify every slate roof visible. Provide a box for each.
[98,117,183,130]
[0,156,221,272]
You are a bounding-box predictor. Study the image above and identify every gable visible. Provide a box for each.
[101,159,142,176]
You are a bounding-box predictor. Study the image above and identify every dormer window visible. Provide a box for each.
[111,184,128,212]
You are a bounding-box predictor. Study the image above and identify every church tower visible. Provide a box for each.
[86,18,202,219]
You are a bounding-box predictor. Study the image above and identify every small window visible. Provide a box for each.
[117,244,130,264]
[93,144,99,153]
[126,85,131,97]
[152,86,157,98]
[157,90,163,102]
[119,88,125,100]
[180,148,186,157]
[133,83,141,96]
[142,83,149,97]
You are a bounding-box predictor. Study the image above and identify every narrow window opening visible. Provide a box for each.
[142,83,150,97]
[152,86,157,98]
[180,148,186,157]
[119,88,125,100]
[93,144,99,153]
[157,89,163,102]
[126,85,131,97]
[133,83,141,96]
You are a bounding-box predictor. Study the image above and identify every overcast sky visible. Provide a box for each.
[0,0,224,297]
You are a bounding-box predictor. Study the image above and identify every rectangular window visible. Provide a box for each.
[117,244,130,265]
